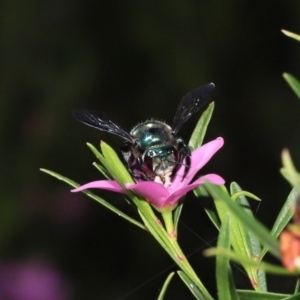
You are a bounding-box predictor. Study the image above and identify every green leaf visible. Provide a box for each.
[194,185,221,229]
[261,188,298,258]
[101,142,134,183]
[177,271,206,300]
[93,162,112,179]
[283,73,300,100]
[194,185,221,230]
[206,209,221,230]
[203,205,221,231]
[231,190,261,202]
[173,201,184,234]
[282,29,300,42]
[205,183,280,258]
[157,272,175,300]
[194,185,209,197]
[281,149,300,192]
[283,293,300,300]
[188,102,214,151]
[294,279,300,294]
[209,185,230,231]
[87,142,134,186]
[204,247,299,275]
[40,168,146,230]
[230,182,266,292]
[216,214,239,300]
[237,290,290,300]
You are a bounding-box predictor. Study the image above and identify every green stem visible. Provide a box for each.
[138,203,213,299]
[141,206,213,299]
[161,207,176,238]
[168,237,213,300]
[160,208,211,297]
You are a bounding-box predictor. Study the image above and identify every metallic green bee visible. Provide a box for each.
[72,83,215,186]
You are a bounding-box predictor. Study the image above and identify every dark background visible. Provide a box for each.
[1,1,300,299]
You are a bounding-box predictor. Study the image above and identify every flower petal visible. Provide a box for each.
[71,180,125,194]
[173,137,224,189]
[191,174,225,186]
[167,173,225,206]
[126,181,169,208]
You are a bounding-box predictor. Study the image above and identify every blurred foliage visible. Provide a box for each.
[1,1,300,299]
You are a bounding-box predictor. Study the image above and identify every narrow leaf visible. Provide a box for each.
[205,183,280,258]
[87,142,134,185]
[230,182,266,292]
[282,149,300,192]
[189,102,214,151]
[40,168,146,230]
[177,271,206,300]
[231,191,261,202]
[261,188,298,258]
[209,185,229,231]
[100,141,134,183]
[282,30,300,42]
[283,73,300,100]
[157,272,175,300]
[194,185,221,229]
[283,293,300,300]
[203,206,221,231]
[216,214,239,300]
[173,202,184,234]
[294,278,300,294]
[93,162,112,179]
[204,247,299,275]
[237,290,290,300]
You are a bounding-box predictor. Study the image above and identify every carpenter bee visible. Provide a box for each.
[72,83,215,187]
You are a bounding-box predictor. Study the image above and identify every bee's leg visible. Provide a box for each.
[121,142,147,180]
[128,158,155,181]
[121,141,156,182]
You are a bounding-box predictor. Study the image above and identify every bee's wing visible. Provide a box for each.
[172,83,215,134]
[72,110,135,143]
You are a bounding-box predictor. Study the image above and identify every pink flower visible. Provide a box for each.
[72,137,224,209]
